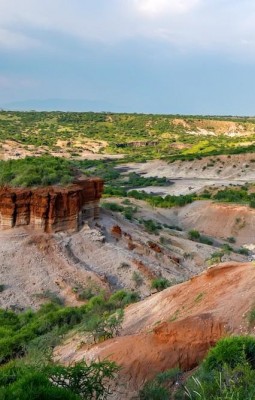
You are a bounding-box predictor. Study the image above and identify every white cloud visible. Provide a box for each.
[0,28,39,50]
[133,0,200,16]
[0,0,255,58]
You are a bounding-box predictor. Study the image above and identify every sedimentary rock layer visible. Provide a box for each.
[0,178,103,232]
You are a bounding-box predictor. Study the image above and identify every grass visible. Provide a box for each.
[248,306,255,326]
[194,292,205,303]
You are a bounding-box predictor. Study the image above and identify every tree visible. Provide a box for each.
[48,360,119,400]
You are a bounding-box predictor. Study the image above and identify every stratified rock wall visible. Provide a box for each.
[0,178,103,232]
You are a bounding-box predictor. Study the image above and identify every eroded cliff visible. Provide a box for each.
[0,178,103,232]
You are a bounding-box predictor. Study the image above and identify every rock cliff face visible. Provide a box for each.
[0,178,103,232]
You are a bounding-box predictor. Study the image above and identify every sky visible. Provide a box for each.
[1,0,255,115]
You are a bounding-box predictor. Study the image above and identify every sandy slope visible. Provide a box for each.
[124,154,255,181]
[54,262,255,398]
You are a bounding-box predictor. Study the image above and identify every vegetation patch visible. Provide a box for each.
[0,156,75,187]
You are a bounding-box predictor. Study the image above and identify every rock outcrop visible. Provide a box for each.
[0,178,103,232]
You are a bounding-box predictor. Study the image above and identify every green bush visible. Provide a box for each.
[181,336,255,400]
[248,307,255,326]
[238,247,249,256]
[0,284,5,293]
[151,278,171,292]
[199,236,213,245]
[203,336,255,371]
[142,219,161,234]
[102,202,124,212]
[139,368,182,400]
[0,360,118,400]
[0,156,75,187]
[188,230,201,241]
[132,271,143,287]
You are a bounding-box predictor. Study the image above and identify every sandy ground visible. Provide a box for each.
[0,188,252,311]
[0,227,108,310]
[131,178,248,196]
[122,154,255,196]
[123,155,255,180]
[0,140,124,161]
[1,201,246,310]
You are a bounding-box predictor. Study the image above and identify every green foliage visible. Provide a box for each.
[188,230,213,246]
[1,111,255,163]
[0,305,83,364]
[132,271,143,287]
[0,156,75,187]
[0,285,5,293]
[188,230,201,240]
[102,202,124,212]
[194,292,205,303]
[128,190,194,208]
[72,281,100,301]
[208,250,224,265]
[102,202,137,220]
[0,359,118,400]
[139,368,182,400]
[151,278,171,292]
[142,219,162,234]
[107,290,140,308]
[248,306,255,326]
[46,360,118,399]
[203,336,255,371]
[238,247,249,255]
[0,289,139,365]
[127,173,168,188]
[181,336,255,400]
[212,187,255,208]
[199,236,213,245]
[90,309,124,343]
[36,290,65,305]
[0,369,79,399]
[184,363,255,400]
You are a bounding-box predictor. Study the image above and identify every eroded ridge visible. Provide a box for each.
[0,178,104,232]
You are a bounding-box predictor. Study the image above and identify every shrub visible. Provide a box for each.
[0,360,118,400]
[102,202,124,212]
[248,306,255,326]
[188,230,200,241]
[203,336,255,371]
[132,271,143,287]
[0,284,5,293]
[1,370,78,399]
[90,310,124,342]
[47,360,119,399]
[238,247,249,256]
[107,290,139,309]
[142,219,161,234]
[0,156,75,187]
[139,368,182,400]
[151,278,171,292]
[199,236,213,245]
[181,337,255,400]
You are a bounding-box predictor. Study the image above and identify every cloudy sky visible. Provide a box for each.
[1,0,255,114]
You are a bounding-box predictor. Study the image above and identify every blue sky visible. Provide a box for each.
[1,0,255,114]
